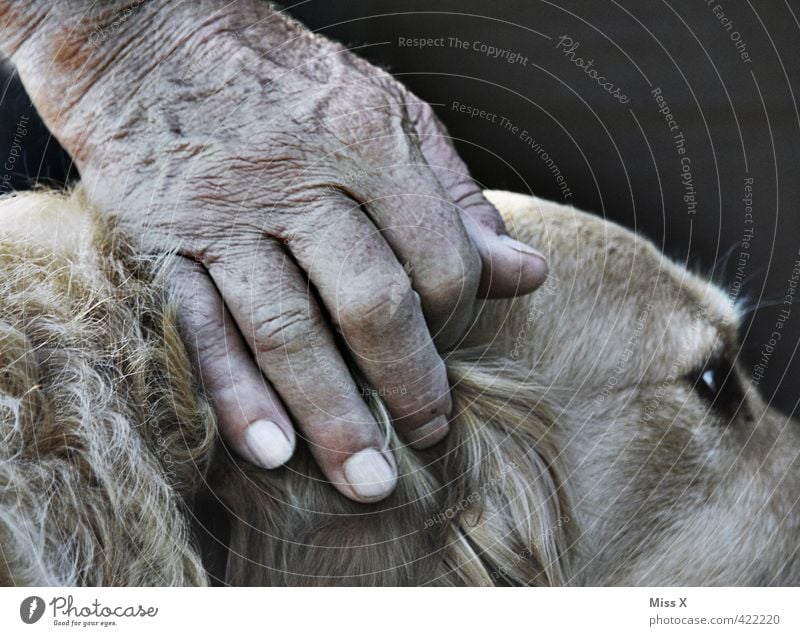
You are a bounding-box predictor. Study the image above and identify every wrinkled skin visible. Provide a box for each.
[0,1,546,501]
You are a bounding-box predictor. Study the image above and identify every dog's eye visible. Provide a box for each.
[689,354,746,420]
[699,367,721,397]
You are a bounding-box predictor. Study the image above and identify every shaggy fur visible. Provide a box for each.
[0,188,797,586]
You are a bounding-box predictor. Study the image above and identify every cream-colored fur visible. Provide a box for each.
[0,188,796,585]
[479,191,798,585]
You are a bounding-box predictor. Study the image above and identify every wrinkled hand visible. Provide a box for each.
[2,0,546,502]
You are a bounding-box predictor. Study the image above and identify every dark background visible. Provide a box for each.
[1,0,798,415]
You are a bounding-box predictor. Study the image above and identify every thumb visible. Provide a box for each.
[406,94,547,297]
[457,189,548,298]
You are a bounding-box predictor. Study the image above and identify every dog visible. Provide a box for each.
[0,187,797,585]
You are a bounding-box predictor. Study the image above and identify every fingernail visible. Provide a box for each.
[407,414,450,449]
[243,420,294,469]
[499,234,546,260]
[343,448,397,501]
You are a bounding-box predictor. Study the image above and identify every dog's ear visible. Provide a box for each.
[442,352,572,586]
[212,348,572,586]
[0,320,51,586]
[209,434,454,586]
[0,193,214,585]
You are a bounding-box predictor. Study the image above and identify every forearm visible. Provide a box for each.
[0,1,285,166]
[0,2,160,67]
[1,2,170,160]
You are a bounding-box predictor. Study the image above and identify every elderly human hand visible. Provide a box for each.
[0,0,546,502]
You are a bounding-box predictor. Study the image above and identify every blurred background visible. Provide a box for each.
[1,0,798,415]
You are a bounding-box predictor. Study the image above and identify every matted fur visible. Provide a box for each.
[0,191,214,585]
[0,188,797,586]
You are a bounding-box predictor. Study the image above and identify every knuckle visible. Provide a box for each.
[401,383,451,424]
[333,86,411,152]
[183,314,226,355]
[429,251,481,308]
[175,287,221,331]
[250,305,313,357]
[337,275,415,334]
[407,95,439,133]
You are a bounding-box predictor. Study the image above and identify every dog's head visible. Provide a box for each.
[0,189,797,585]
[469,191,800,585]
